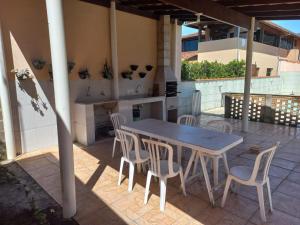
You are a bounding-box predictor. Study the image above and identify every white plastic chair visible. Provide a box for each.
[193,120,233,186]
[221,143,279,222]
[177,115,197,164]
[110,113,127,158]
[117,129,150,192]
[142,139,186,212]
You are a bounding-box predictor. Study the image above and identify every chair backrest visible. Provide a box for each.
[207,120,233,134]
[142,139,176,177]
[177,114,197,126]
[116,129,141,162]
[249,142,280,183]
[110,113,126,132]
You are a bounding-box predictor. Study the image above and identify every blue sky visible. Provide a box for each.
[182,20,300,36]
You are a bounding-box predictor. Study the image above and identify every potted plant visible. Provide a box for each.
[121,71,133,80]
[78,68,90,79]
[138,72,147,78]
[145,65,153,71]
[11,68,32,80]
[130,65,139,71]
[32,59,46,70]
[102,61,113,80]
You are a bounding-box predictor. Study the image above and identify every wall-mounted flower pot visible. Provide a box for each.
[139,72,146,79]
[121,71,133,80]
[78,69,90,79]
[145,65,153,71]
[102,62,113,80]
[32,59,46,70]
[68,61,75,74]
[130,65,139,71]
[12,68,32,80]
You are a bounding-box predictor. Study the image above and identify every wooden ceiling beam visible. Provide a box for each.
[248,10,300,17]
[138,4,178,11]
[154,10,193,16]
[215,0,300,7]
[257,15,300,20]
[161,0,251,29]
[120,0,160,6]
[233,3,300,12]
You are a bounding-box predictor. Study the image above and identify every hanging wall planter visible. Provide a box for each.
[32,59,46,70]
[78,68,90,79]
[68,61,75,74]
[12,68,32,80]
[138,72,147,79]
[121,71,133,80]
[145,65,153,71]
[102,61,113,80]
[130,65,139,71]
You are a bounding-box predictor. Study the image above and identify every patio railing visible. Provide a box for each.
[224,92,300,127]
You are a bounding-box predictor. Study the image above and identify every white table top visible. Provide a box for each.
[122,119,243,156]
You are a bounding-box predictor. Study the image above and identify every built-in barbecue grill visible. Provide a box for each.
[153,16,179,122]
[166,81,178,97]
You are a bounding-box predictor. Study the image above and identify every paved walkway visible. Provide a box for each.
[16,116,300,225]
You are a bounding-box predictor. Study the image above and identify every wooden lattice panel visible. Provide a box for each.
[272,96,300,127]
[229,94,265,122]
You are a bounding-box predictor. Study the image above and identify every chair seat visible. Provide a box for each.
[128,150,149,162]
[159,160,180,177]
[230,166,253,181]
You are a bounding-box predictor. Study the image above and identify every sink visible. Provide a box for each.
[119,94,151,100]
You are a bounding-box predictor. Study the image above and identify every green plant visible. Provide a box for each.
[181,60,246,81]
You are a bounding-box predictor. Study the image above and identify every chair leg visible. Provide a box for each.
[177,146,182,164]
[221,176,232,207]
[192,154,199,176]
[128,162,135,192]
[222,153,230,175]
[144,171,152,204]
[213,157,219,186]
[118,157,125,185]
[257,185,267,222]
[112,138,117,158]
[179,169,187,196]
[160,178,167,212]
[267,178,273,212]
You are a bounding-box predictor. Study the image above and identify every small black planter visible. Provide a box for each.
[145,65,153,71]
[32,59,46,70]
[78,69,90,79]
[139,72,146,78]
[121,71,133,80]
[130,65,139,71]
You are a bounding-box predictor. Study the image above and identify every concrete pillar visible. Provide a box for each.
[197,16,201,51]
[171,19,182,81]
[45,0,76,218]
[205,27,210,41]
[0,23,17,160]
[242,17,255,132]
[236,27,241,61]
[110,0,119,100]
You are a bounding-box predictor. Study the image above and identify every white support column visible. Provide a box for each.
[171,19,182,81]
[242,17,255,132]
[197,15,201,51]
[45,0,76,218]
[236,27,241,61]
[0,23,16,160]
[110,0,119,100]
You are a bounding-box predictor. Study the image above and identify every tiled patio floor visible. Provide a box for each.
[16,115,300,225]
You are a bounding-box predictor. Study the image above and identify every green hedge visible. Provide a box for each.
[181,60,246,81]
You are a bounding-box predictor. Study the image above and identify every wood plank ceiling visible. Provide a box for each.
[81,0,300,28]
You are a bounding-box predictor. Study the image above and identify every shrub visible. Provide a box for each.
[181,60,246,81]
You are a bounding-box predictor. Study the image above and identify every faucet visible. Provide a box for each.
[135,84,142,94]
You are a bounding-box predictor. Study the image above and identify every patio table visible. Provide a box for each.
[121,118,243,206]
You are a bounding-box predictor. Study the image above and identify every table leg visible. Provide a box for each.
[199,154,215,206]
[184,150,196,182]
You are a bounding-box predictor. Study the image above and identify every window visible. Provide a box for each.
[266,68,273,76]
[263,32,279,47]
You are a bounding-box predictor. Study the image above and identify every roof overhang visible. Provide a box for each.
[80,0,300,30]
